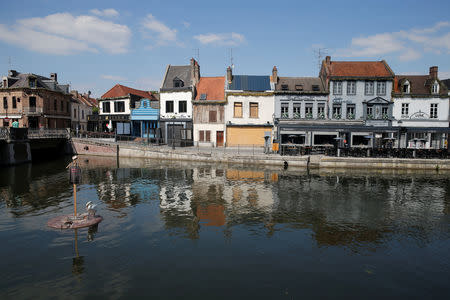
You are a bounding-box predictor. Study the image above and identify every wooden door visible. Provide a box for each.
[216,131,224,147]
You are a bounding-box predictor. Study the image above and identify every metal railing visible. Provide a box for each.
[22,107,44,115]
[28,128,70,139]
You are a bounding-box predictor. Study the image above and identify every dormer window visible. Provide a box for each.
[173,78,184,88]
[29,78,36,88]
[281,84,289,91]
[200,93,207,100]
[295,85,303,91]
[432,81,439,94]
[402,81,410,94]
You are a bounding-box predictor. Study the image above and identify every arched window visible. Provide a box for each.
[173,78,184,88]
[402,81,410,94]
[432,81,439,94]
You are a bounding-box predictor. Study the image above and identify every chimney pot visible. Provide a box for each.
[325,56,331,65]
[50,73,57,82]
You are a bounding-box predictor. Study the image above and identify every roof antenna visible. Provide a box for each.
[230,48,234,69]
[193,48,199,63]
[314,48,328,72]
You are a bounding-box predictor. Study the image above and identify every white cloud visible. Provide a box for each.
[334,21,450,61]
[193,32,245,46]
[142,14,178,47]
[0,13,130,55]
[90,8,119,17]
[101,75,127,81]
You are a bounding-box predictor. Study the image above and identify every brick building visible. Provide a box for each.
[0,70,71,128]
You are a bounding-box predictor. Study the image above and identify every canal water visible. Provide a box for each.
[0,156,449,299]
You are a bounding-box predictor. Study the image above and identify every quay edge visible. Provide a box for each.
[70,138,450,170]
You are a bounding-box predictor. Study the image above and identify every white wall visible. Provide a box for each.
[160,91,193,119]
[194,123,226,146]
[100,98,131,115]
[225,94,274,125]
[392,96,449,127]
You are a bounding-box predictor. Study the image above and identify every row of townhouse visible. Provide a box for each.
[156,57,449,150]
[0,70,97,129]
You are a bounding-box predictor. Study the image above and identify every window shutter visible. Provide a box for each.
[206,130,211,142]
[199,130,204,142]
[209,111,217,123]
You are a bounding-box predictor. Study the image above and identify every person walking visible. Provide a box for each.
[12,119,19,128]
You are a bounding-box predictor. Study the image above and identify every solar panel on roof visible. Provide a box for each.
[200,93,207,100]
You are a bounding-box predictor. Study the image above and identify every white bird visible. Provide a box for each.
[85,201,97,218]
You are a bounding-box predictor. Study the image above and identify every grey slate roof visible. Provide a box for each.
[442,79,450,90]
[228,75,271,92]
[3,71,69,94]
[275,77,327,93]
[161,65,192,90]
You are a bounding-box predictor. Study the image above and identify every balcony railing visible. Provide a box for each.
[22,107,43,115]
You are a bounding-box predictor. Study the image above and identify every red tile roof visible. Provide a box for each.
[194,77,225,100]
[101,84,156,100]
[328,61,393,78]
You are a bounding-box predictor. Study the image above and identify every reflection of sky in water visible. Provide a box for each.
[0,156,449,299]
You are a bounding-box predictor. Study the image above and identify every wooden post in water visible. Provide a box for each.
[74,183,77,216]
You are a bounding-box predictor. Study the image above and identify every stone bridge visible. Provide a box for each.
[0,128,71,165]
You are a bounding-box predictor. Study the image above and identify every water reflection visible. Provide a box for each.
[1,156,450,298]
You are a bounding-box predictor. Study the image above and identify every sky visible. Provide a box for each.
[0,0,449,97]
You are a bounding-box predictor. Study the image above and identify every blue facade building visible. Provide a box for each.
[130,98,160,138]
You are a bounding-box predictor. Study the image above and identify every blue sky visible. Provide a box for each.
[1,0,449,97]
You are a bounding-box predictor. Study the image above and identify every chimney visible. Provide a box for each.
[50,73,57,82]
[227,66,233,84]
[190,58,200,85]
[429,66,438,80]
[325,56,331,66]
[272,66,278,84]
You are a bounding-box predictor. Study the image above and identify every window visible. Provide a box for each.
[317,104,325,118]
[29,79,36,88]
[67,102,70,113]
[54,99,57,111]
[281,84,289,91]
[377,82,386,95]
[430,103,438,118]
[347,81,356,95]
[347,105,355,119]
[82,110,84,120]
[103,102,110,113]
[305,104,313,118]
[114,101,125,112]
[295,85,303,91]
[432,82,439,94]
[365,81,374,95]
[403,82,410,93]
[293,103,301,118]
[3,97,7,109]
[333,105,341,118]
[367,106,373,118]
[199,130,211,142]
[12,97,16,109]
[401,103,409,116]
[166,101,174,113]
[382,106,389,119]
[74,108,76,117]
[61,100,64,111]
[209,110,217,123]
[249,102,258,118]
[173,79,184,87]
[233,102,242,118]
[179,101,187,113]
[281,103,289,118]
[312,85,320,91]
[333,82,342,95]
